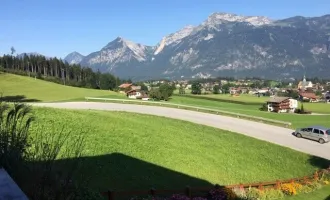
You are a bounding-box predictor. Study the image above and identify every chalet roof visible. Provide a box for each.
[126,89,140,94]
[266,97,290,103]
[119,83,132,88]
[299,92,317,99]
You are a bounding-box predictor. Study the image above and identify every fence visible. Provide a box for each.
[100,167,330,200]
[84,97,292,127]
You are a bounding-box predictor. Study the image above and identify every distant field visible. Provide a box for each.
[191,93,268,103]
[169,95,330,129]
[182,93,330,113]
[30,107,329,191]
[0,73,124,102]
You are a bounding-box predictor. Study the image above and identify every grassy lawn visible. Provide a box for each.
[0,73,124,102]
[284,184,330,200]
[30,107,330,191]
[193,94,268,103]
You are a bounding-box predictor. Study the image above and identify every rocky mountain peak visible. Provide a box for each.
[153,25,195,55]
[64,51,84,64]
[66,12,330,80]
[203,12,273,26]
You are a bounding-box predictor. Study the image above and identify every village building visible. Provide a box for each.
[299,92,318,102]
[126,89,149,101]
[266,97,298,113]
[131,85,141,90]
[298,75,313,91]
[229,87,240,95]
[324,91,330,103]
[119,83,132,89]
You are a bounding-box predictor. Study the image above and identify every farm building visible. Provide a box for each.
[119,83,132,89]
[299,92,318,102]
[266,97,298,113]
[126,89,149,101]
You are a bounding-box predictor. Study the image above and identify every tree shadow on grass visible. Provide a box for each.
[0,95,40,102]
[308,156,330,169]
[24,153,214,199]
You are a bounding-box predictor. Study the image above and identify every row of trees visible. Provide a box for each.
[0,53,124,90]
[148,83,175,101]
[190,82,233,95]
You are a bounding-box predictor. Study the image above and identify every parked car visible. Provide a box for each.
[294,126,330,144]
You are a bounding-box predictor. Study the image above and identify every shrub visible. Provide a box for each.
[130,196,166,200]
[0,101,90,200]
[192,197,208,200]
[320,171,330,182]
[246,187,263,200]
[259,103,268,111]
[232,187,247,199]
[260,188,284,200]
[306,181,322,191]
[0,103,35,178]
[170,194,190,200]
[208,186,237,200]
[280,182,302,195]
[297,184,313,194]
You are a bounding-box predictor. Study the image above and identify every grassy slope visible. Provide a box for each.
[30,107,330,191]
[0,73,124,102]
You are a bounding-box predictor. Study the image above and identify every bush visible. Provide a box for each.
[306,181,322,191]
[170,194,190,200]
[280,182,302,195]
[246,187,263,200]
[232,187,247,199]
[260,188,284,200]
[0,101,91,200]
[297,184,313,194]
[208,186,237,200]
[259,103,268,111]
[0,103,34,178]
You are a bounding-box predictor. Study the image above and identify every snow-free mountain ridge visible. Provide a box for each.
[64,51,84,64]
[64,12,330,81]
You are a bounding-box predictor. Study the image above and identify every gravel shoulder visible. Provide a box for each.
[31,102,330,160]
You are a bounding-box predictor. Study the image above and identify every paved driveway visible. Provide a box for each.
[32,102,330,160]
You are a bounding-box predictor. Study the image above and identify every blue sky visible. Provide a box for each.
[1,0,329,58]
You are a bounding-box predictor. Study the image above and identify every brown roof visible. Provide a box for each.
[119,83,132,88]
[126,89,140,94]
[266,97,290,103]
[299,92,317,99]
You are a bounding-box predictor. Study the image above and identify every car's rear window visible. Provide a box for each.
[327,130,330,135]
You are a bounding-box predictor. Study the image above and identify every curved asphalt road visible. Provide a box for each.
[32,102,330,160]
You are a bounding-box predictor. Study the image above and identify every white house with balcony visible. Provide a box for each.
[126,89,149,100]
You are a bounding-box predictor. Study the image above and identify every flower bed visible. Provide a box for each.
[130,170,330,200]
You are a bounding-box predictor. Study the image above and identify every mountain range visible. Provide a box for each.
[64,12,330,81]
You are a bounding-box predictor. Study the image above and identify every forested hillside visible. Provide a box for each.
[0,53,128,90]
